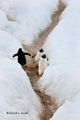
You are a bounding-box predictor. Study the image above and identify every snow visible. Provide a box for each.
[1,0,80,119]
[37,0,80,119]
[50,94,80,120]
[0,0,59,119]
[0,30,42,120]
[0,0,58,45]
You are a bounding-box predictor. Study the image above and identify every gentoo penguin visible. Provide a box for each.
[13,48,31,67]
[38,54,48,75]
[32,48,44,64]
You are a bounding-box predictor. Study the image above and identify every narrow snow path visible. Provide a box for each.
[23,0,66,119]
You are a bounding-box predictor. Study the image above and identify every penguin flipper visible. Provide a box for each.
[32,54,36,58]
[47,58,49,61]
[13,53,18,58]
[24,53,31,56]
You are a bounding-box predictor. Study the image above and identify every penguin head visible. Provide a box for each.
[41,54,46,59]
[39,48,44,53]
[18,48,22,53]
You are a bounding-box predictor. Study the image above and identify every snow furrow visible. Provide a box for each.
[23,1,66,119]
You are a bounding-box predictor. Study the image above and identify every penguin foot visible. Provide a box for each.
[22,65,27,68]
[25,65,27,67]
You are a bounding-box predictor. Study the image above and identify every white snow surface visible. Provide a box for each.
[0,0,58,45]
[50,93,80,120]
[0,30,42,120]
[37,0,80,120]
[0,0,59,119]
[1,0,80,119]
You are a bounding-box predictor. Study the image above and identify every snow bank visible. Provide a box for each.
[50,94,80,120]
[37,0,80,119]
[0,30,41,120]
[0,0,58,45]
[62,0,70,4]
[0,0,60,119]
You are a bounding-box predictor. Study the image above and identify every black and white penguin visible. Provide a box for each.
[38,54,49,75]
[13,48,31,67]
[35,48,44,60]
[32,48,44,64]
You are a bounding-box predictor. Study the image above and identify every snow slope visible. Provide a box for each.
[0,0,59,119]
[0,0,58,45]
[50,94,80,120]
[37,0,80,119]
[0,30,42,120]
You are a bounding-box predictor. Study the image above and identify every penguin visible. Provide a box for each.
[35,48,44,61]
[38,54,49,75]
[32,48,44,64]
[13,48,31,67]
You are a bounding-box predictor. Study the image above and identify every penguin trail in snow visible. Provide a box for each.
[23,0,66,119]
